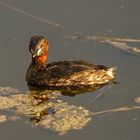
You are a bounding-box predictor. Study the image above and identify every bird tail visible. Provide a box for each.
[106,67,116,79]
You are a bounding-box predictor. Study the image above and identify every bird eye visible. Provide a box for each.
[37,48,43,56]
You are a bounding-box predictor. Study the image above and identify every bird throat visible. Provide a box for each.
[33,54,48,68]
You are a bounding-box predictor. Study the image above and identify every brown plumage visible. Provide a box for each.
[26,36,116,89]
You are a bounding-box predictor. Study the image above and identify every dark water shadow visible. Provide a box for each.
[27,82,113,97]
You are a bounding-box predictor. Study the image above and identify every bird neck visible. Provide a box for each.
[32,54,48,69]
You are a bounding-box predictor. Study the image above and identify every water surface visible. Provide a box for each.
[0,0,140,140]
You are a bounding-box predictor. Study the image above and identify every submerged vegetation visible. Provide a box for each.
[0,86,140,135]
[0,87,91,135]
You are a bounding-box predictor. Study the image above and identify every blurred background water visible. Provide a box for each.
[0,0,140,140]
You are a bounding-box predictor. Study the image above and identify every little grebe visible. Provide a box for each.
[26,36,116,88]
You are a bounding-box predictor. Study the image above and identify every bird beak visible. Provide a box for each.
[32,53,37,58]
[33,54,36,58]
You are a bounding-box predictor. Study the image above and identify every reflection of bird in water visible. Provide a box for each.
[26,35,116,91]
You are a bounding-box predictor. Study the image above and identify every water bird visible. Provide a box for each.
[26,35,116,90]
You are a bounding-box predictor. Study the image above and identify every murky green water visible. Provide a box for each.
[0,0,140,140]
